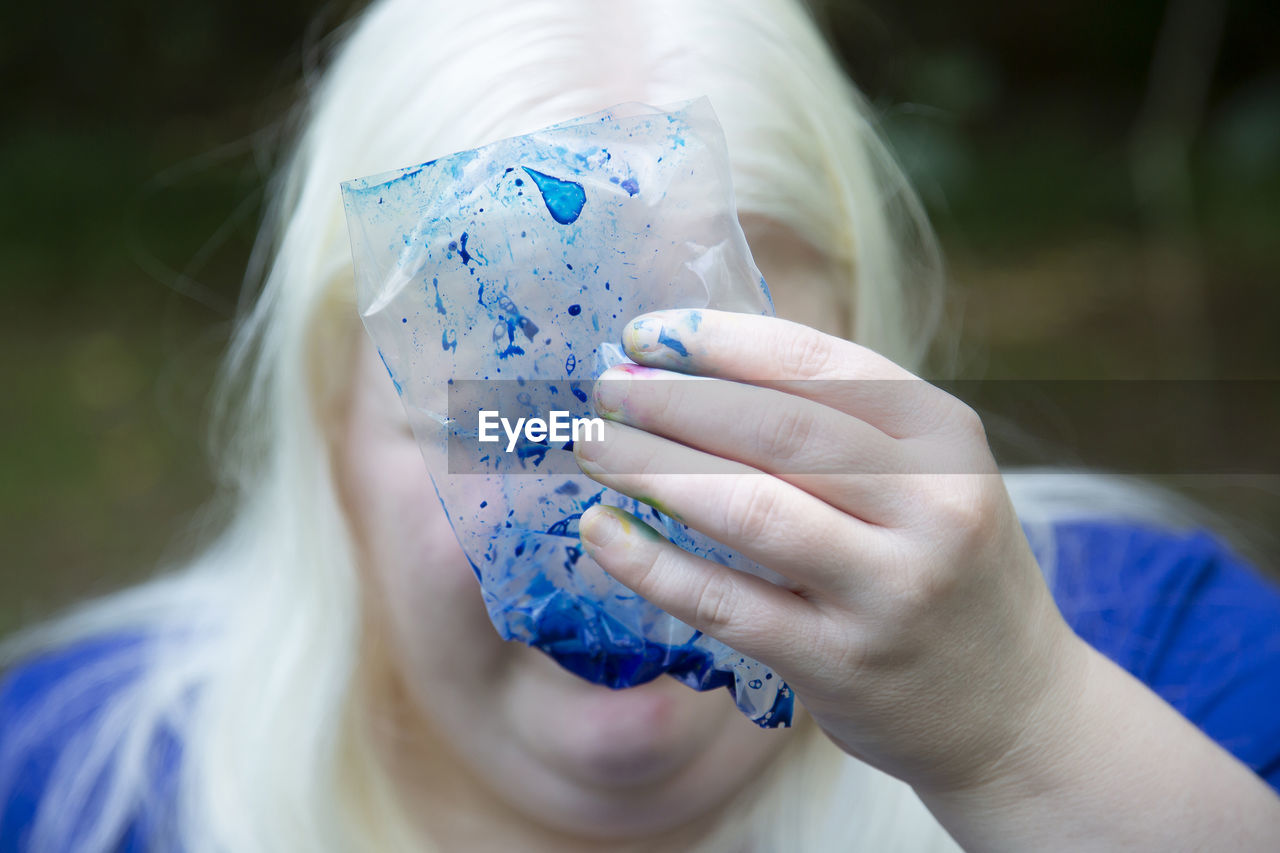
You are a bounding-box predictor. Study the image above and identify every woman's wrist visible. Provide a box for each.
[918,637,1280,851]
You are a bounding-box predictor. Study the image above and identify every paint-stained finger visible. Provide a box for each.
[621,309,958,439]
[577,505,821,673]
[574,419,887,595]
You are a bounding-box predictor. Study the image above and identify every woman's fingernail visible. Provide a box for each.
[625,310,701,361]
[580,507,622,549]
[593,369,629,415]
[625,317,662,354]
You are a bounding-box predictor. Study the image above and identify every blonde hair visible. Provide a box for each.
[1,1,1200,850]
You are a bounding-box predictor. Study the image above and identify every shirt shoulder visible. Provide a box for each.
[1049,520,1280,790]
[0,633,172,852]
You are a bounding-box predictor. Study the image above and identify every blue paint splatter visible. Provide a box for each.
[545,514,580,536]
[658,326,689,356]
[492,315,526,359]
[620,177,639,196]
[431,277,446,315]
[567,304,581,316]
[442,329,458,351]
[563,545,582,572]
[522,167,586,224]
[565,352,576,375]
[516,441,548,467]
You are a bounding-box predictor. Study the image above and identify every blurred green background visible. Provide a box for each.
[3,0,1278,632]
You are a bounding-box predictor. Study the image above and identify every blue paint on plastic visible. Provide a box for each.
[431,277,447,315]
[522,167,586,224]
[376,349,403,396]
[341,99,788,729]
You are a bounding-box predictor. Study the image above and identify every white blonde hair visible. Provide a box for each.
[1,1,1200,850]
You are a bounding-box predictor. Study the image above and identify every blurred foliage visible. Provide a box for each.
[2,0,1277,630]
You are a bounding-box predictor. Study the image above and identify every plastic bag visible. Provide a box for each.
[340,97,793,727]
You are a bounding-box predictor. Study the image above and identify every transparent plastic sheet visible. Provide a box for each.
[340,98,794,727]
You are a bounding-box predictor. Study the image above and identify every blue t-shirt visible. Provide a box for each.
[0,633,176,852]
[2,520,1279,849]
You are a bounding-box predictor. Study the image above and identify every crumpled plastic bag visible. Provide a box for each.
[340,97,793,727]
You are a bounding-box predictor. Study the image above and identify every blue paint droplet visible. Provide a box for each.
[564,545,582,572]
[402,317,407,323]
[565,352,577,375]
[620,177,639,196]
[522,167,586,225]
[514,178,524,186]
[480,500,488,508]
[442,329,458,351]
[748,678,763,689]
[458,232,474,266]
[567,304,581,316]
[572,385,589,403]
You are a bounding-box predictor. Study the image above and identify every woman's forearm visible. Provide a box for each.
[919,640,1280,851]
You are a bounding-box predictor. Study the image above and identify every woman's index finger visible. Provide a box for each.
[621,309,954,439]
[623,309,916,382]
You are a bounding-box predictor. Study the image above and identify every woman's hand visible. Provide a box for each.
[573,309,1280,851]
[572,308,1081,795]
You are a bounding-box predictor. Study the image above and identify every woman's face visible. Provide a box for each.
[335,223,844,848]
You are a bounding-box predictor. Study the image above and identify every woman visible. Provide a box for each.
[3,0,1278,850]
